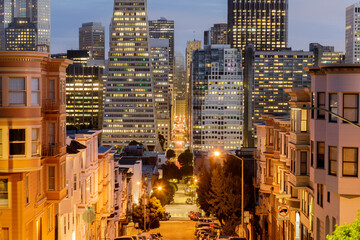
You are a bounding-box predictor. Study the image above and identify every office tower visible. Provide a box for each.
[103,0,158,150]
[174,52,186,98]
[149,17,174,85]
[64,50,104,130]
[79,22,105,60]
[310,43,344,66]
[150,38,171,149]
[192,45,244,151]
[228,0,288,50]
[0,0,51,51]
[5,17,36,51]
[204,23,228,46]
[346,3,360,64]
[244,45,313,146]
[0,51,71,239]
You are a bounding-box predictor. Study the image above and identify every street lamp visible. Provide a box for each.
[157,186,162,191]
[213,150,245,238]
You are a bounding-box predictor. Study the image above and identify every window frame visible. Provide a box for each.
[328,146,337,176]
[301,109,308,132]
[316,142,325,169]
[0,178,10,208]
[31,78,40,105]
[48,165,56,191]
[342,147,358,177]
[329,93,338,123]
[9,77,26,105]
[9,128,26,156]
[31,128,40,157]
[317,92,325,119]
[343,93,359,124]
[300,151,308,175]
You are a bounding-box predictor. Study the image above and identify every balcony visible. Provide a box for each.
[42,143,60,157]
[288,172,310,188]
[286,197,300,209]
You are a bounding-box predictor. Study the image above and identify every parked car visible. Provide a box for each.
[195,218,214,227]
[161,212,171,221]
[151,233,163,240]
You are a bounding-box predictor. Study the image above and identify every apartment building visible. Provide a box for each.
[0,51,71,240]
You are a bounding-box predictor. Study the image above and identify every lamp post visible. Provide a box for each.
[213,151,245,237]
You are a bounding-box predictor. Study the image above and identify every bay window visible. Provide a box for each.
[9,77,25,105]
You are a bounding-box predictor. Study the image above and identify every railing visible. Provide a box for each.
[42,143,60,156]
[43,99,58,111]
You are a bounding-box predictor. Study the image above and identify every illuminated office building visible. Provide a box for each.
[228,0,288,50]
[243,45,313,146]
[5,17,36,51]
[345,3,360,64]
[310,43,344,67]
[102,0,158,150]
[204,23,228,46]
[150,38,170,149]
[0,0,51,51]
[192,45,244,151]
[79,22,105,60]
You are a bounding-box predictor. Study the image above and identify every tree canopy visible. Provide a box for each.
[132,196,165,230]
[327,213,360,240]
[178,148,193,167]
[151,179,176,206]
[162,162,182,180]
[166,149,176,160]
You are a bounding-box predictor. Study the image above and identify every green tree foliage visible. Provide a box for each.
[196,157,251,236]
[327,213,360,240]
[158,134,166,152]
[132,196,165,230]
[180,165,193,177]
[151,179,176,206]
[162,162,182,180]
[165,149,176,160]
[178,148,193,167]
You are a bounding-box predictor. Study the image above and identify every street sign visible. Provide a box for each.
[277,205,290,221]
[210,223,214,228]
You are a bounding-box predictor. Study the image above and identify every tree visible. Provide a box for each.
[180,165,193,177]
[151,179,176,206]
[327,213,360,240]
[132,196,165,230]
[178,148,193,167]
[196,166,212,215]
[158,134,166,152]
[166,149,176,160]
[162,162,182,180]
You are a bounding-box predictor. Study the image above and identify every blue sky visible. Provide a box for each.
[51,0,356,56]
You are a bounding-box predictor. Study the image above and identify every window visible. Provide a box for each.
[327,192,330,203]
[326,216,330,236]
[48,205,54,231]
[48,80,55,101]
[311,141,314,167]
[0,129,2,157]
[317,92,325,119]
[60,163,66,189]
[329,93,338,122]
[1,227,9,240]
[329,146,337,176]
[301,110,308,132]
[332,217,337,233]
[48,166,55,191]
[48,123,55,144]
[73,174,77,191]
[343,148,358,177]
[31,78,40,105]
[37,170,41,196]
[26,174,29,205]
[0,178,9,207]
[9,129,25,155]
[317,184,324,207]
[343,94,359,123]
[300,152,307,175]
[317,142,325,169]
[9,77,25,104]
[32,128,40,156]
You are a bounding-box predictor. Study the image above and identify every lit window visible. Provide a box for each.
[343,147,358,177]
[0,178,9,207]
[329,146,337,176]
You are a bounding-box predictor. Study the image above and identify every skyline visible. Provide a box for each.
[52,0,356,56]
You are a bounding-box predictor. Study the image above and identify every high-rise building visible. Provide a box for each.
[103,0,158,150]
[63,50,104,130]
[228,0,288,51]
[150,38,171,149]
[0,51,71,239]
[0,0,51,51]
[310,43,344,67]
[5,17,36,51]
[149,17,174,86]
[346,3,360,64]
[192,45,244,150]
[244,45,313,146]
[204,23,228,46]
[79,22,105,60]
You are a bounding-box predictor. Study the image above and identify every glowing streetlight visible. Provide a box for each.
[136,181,140,185]
[213,151,221,157]
[157,186,162,191]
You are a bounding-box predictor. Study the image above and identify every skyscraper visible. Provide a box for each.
[204,23,228,46]
[0,0,51,51]
[345,3,360,64]
[149,17,174,86]
[309,43,343,67]
[102,0,158,150]
[192,45,244,150]
[79,22,105,60]
[5,17,36,51]
[228,0,288,51]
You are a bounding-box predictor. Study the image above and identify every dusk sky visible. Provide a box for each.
[52,0,355,56]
